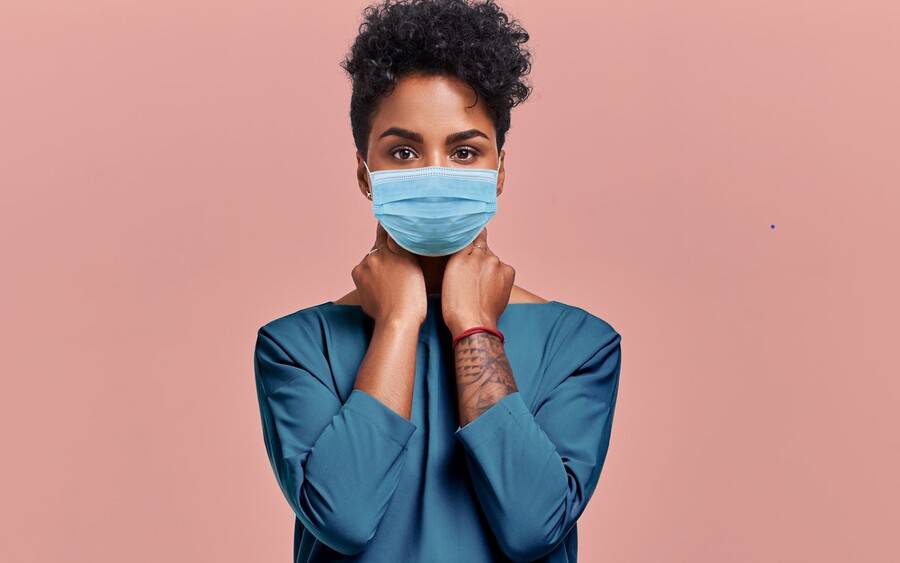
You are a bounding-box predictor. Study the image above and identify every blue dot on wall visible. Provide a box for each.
[770,224,775,229]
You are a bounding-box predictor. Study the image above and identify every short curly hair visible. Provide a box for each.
[339,0,534,159]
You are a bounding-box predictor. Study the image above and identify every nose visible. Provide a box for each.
[422,153,451,168]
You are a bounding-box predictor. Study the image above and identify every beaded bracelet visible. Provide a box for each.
[452,325,505,348]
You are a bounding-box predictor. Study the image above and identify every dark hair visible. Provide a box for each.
[339,0,534,158]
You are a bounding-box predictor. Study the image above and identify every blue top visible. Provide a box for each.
[253,294,622,562]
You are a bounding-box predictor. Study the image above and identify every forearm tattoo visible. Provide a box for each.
[454,331,518,427]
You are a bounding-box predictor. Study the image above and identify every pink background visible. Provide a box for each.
[2,1,898,561]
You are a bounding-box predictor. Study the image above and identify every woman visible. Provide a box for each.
[253,1,623,561]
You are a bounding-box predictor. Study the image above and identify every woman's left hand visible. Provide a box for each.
[441,227,515,338]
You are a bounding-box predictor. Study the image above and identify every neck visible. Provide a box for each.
[418,255,450,295]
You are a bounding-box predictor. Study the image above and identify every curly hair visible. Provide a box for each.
[339,0,534,159]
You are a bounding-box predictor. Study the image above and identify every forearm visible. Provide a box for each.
[353,317,421,420]
[254,326,420,555]
[451,327,623,562]
[453,331,517,427]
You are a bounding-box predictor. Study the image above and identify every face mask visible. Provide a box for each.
[363,157,501,256]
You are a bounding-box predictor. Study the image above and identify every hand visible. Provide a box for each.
[351,223,427,326]
[440,227,515,338]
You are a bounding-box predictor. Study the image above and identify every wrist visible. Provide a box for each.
[376,315,423,335]
[452,325,505,348]
[447,318,496,338]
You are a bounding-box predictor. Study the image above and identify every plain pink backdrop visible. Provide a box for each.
[2,1,898,562]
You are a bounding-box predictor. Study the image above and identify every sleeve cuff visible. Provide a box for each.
[344,388,418,447]
[454,391,531,450]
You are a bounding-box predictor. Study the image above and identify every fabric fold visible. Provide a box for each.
[255,328,418,556]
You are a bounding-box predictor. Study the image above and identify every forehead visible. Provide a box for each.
[369,73,495,139]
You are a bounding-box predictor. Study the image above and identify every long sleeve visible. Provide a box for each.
[253,325,418,556]
[453,317,622,562]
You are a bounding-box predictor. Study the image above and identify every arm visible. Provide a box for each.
[454,330,518,427]
[453,317,623,562]
[253,320,419,556]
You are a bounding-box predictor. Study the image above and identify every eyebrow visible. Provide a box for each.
[377,127,491,145]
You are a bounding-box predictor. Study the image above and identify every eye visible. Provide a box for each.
[452,146,480,162]
[391,146,418,161]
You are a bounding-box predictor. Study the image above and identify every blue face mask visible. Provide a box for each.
[363,157,501,256]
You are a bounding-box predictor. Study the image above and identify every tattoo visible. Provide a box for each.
[454,331,518,426]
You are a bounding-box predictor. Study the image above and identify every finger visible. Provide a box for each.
[464,229,487,256]
[377,225,405,255]
[374,221,388,249]
[385,231,409,255]
[473,226,488,248]
[469,227,491,255]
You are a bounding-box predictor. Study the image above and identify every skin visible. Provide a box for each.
[341,72,548,426]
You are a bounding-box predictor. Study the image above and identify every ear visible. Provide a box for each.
[356,151,372,200]
[496,148,505,197]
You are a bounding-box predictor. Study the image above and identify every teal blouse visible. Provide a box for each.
[254,294,622,562]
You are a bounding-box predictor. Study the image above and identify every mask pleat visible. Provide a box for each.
[378,211,495,241]
[367,165,499,256]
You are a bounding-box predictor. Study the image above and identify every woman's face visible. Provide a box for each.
[357,73,505,201]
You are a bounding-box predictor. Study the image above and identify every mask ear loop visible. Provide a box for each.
[363,159,373,200]
[495,145,502,200]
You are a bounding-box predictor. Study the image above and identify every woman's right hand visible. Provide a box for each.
[351,222,427,326]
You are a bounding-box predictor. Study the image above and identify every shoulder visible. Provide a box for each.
[510,286,620,340]
[509,285,551,304]
[540,300,621,373]
[259,301,329,339]
[552,300,620,341]
[255,301,335,368]
[255,303,348,398]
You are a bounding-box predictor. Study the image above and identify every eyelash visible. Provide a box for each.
[391,145,481,161]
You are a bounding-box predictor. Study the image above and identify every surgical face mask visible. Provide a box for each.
[363,157,501,256]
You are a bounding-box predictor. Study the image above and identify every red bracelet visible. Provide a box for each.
[452,325,505,347]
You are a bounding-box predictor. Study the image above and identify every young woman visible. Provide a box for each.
[254,1,623,561]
